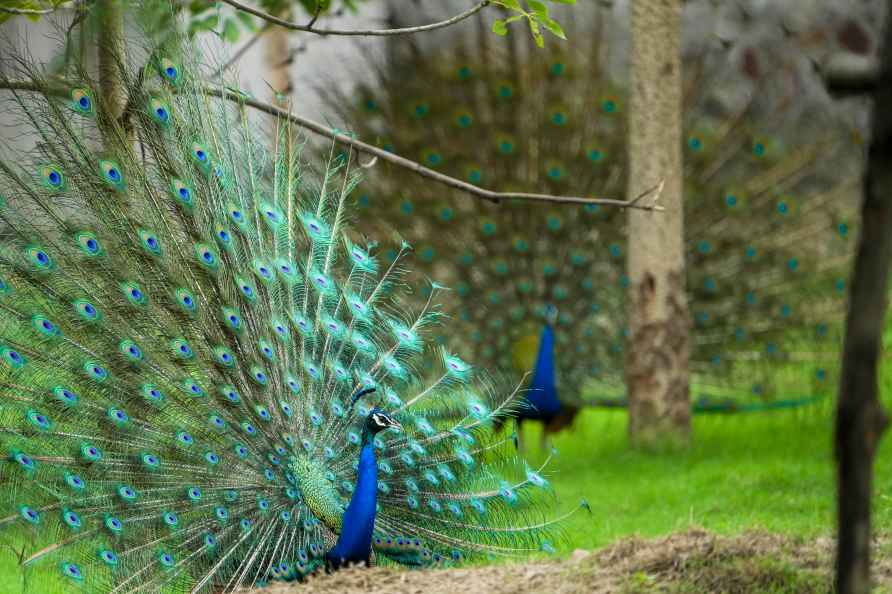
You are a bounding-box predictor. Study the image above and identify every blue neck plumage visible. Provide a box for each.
[326,428,378,566]
[525,323,562,418]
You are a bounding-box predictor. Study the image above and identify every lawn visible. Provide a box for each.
[270,398,892,593]
[531,397,892,554]
[2,378,890,591]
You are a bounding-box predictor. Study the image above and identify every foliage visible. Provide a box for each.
[0,0,366,43]
[491,0,576,47]
[0,0,70,24]
[183,0,258,41]
[182,0,366,41]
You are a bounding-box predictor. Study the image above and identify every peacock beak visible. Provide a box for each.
[386,417,402,431]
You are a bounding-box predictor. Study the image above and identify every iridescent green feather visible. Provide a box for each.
[0,6,567,593]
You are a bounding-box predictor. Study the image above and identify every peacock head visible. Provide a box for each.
[365,408,402,435]
[543,303,559,324]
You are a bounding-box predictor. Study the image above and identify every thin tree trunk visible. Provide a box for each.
[264,26,293,108]
[625,0,690,449]
[835,8,892,592]
[97,0,126,128]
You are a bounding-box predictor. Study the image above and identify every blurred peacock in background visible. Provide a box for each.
[324,0,871,439]
[0,6,574,592]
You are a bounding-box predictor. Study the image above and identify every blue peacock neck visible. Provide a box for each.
[326,428,378,567]
[526,323,562,418]
[325,409,399,568]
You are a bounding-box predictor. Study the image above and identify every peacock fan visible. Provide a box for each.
[0,10,580,593]
[328,1,860,443]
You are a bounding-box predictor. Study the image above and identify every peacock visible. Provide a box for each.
[0,6,575,592]
[322,0,868,438]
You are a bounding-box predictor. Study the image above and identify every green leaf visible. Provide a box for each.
[189,13,219,35]
[189,0,215,15]
[496,0,521,9]
[528,18,544,48]
[492,19,508,36]
[528,0,548,18]
[295,0,331,11]
[550,0,576,4]
[538,15,566,40]
[223,17,240,43]
[235,10,256,31]
[0,0,64,22]
[198,14,220,30]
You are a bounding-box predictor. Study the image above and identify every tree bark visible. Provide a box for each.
[264,26,293,108]
[626,0,690,449]
[97,0,126,127]
[835,7,892,592]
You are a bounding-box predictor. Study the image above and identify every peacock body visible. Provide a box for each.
[326,0,868,435]
[0,8,570,592]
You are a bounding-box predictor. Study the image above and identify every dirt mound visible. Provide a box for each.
[258,529,890,594]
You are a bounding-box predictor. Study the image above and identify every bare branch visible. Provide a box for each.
[217,0,490,36]
[208,88,663,210]
[628,179,664,208]
[306,5,321,28]
[0,79,663,210]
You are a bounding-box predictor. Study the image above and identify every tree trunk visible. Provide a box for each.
[264,26,293,108]
[97,0,126,127]
[835,10,892,593]
[625,0,690,449]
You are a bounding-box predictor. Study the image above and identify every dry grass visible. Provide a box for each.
[252,529,892,594]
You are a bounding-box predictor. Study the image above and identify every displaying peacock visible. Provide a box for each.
[323,1,866,437]
[0,7,574,592]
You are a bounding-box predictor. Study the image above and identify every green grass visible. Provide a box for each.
[527,395,892,553]
[3,381,891,590]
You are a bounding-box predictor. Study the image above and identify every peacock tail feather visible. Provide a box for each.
[323,1,865,424]
[0,7,572,592]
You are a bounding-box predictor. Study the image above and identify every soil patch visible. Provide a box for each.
[255,529,891,594]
